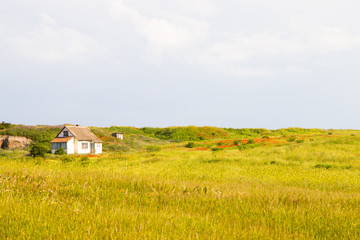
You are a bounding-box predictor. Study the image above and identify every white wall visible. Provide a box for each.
[77,141,91,154]
[95,143,102,154]
[66,138,75,154]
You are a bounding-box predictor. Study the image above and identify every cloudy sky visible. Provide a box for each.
[1,0,360,128]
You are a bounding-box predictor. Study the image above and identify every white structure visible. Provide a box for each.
[51,125,102,154]
[112,132,124,140]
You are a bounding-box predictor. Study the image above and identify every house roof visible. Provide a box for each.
[51,137,73,143]
[63,126,103,143]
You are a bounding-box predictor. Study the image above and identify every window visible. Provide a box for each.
[63,131,68,137]
[82,143,88,149]
[96,143,101,148]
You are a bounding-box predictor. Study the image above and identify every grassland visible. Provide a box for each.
[1,129,360,239]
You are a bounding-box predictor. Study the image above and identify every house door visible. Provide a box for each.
[90,143,95,153]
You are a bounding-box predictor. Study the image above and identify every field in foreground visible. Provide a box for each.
[1,132,360,239]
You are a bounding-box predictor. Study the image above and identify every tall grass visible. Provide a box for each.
[1,134,360,239]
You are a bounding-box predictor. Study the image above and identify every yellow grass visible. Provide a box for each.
[1,133,360,239]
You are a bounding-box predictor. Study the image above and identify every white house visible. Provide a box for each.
[112,132,124,140]
[51,125,102,154]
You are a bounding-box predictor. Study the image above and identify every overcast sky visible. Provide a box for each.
[1,0,360,128]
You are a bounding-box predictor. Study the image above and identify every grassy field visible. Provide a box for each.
[1,131,360,239]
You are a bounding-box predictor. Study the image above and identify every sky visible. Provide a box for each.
[1,0,360,129]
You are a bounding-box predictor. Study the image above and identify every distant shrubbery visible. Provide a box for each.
[142,126,229,141]
[0,126,61,143]
[185,142,195,148]
[226,127,326,139]
[211,147,223,152]
[0,121,12,130]
[146,145,161,152]
[287,136,296,142]
[29,144,48,158]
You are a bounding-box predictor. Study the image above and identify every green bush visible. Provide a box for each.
[29,144,47,158]
[328,132,333,135]
[211,147,223,152]
[185,142,195,148]
[238,144,256,151]
[314,164,333,169]
[216,142,223,146]
[81,156,90,166]
[287,136,296,142]
[296,139,304,144]
[61,155,75,163]
[247,139,255,144]
[146,145,161,152]
[233,140,240,145]
[0,121,12,130]
[55,147,66,155]
[211,147,224,152]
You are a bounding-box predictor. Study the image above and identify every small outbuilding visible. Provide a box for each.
[112,133,124,140]
[51,125,102,154]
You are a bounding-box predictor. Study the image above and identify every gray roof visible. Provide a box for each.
[62,126,103,143]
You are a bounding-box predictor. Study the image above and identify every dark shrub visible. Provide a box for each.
[146,145,161,152]
[296,139,304,144]
[0,121,12,130]
[238,143,257,151]
[233,140,240,145]
[185,142,195,148]
[247,139,255,144]
[314,164,333,169]
[55,147,66,155]
[61,155,74,163]
[30,144,47,158]
[328,132,333,135]
[81,156,90,166]
[216,142,223,146]
[211,147,223,152]
[287,136,296,142]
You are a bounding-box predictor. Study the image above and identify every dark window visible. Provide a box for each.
[63,131,68,137]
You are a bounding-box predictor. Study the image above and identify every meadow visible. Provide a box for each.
[1,128,360,239]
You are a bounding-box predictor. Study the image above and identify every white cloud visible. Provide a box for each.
[110,0,209,63]
[174,0,216,17]
[185,27,360,76]
[7,13,107,64]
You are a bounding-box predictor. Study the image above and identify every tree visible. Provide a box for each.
[30,144,47,158]
[0,121,11,130]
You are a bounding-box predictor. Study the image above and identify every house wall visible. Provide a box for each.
[77,141,91,154]
[58,128,74,138]
[112,133,123,140]
[74,138,78,154]
[95,143,102,154]
[66,138,75,154]
[51,142,68,154]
